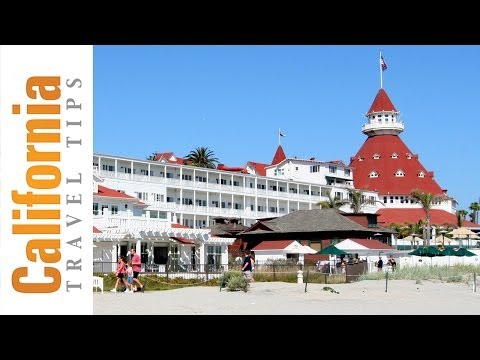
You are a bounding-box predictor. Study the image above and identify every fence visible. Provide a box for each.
[94,260,368,284]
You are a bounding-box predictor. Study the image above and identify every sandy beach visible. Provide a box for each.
[94,279,480,315]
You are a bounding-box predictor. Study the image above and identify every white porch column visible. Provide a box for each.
[198,243,205,271]
[135,240,141,256]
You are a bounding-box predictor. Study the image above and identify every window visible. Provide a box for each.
[269,206,277,213]
[166,172,174,178]
[182,174,192,181]
[270,185,277,191]
[275,168,284,176]
[206,245,222,270]
[257,205,265,212]
[140,169,153,176]
[102,164,115,171]
[234,203,242,210]
[195,199,207,207]
[195,176,207,182]
[372,153,380,160]
[93,203,99,215]
[211,200,219,207]
[257,183,265,190]
[344,169,351,176]
[182,198,193,205]
[391,153,398,159]
[383,196,387,204]
[134,192,148,201]
[418,171,425,178]
[358,156,364,162]
[369,171,379,178]
[233,181,240,186]
[166,197,175,203]
[295,167,299,171]
[152,193,163,202]
[310,165,320,173]
[289,187,298,193]
[329,166,337,173]
[221,179,227,185]
[395,170,405,177]
[111,205,118,215]
[406,153,412,159]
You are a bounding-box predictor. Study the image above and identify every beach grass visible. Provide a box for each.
[358,264,480,284]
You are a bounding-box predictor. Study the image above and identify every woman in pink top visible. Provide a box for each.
[110,256,131,292]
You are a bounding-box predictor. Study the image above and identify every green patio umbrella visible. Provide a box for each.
[317,245,348,274]
[408,246,445,257]
[317,245,348,255]
[450,247,476,257]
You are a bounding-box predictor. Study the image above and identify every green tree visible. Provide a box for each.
[347,188,384,213]
[317,191,348,209]
[146,152,157,160]
[468,202,480,224]
[410,189,449,246]
[184,147,219,169]
[456,209,468,227]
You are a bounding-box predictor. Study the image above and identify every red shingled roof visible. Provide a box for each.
[171,223,191,229]
[170,236,194,244]
[247,161,269,176]
[154,152,184,164]
[271,145,286,165]
[252,240,295,250]
[376,208,480,228]
[367,88,397,114]
[95,185,137,199]
[93,226,102,233]
[349,135,444,195]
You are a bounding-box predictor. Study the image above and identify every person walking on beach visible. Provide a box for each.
[126,261,134,293]
[377,256,383,272]
[111,256,131,292]
[130,248,145,292]
[242,250,254,283]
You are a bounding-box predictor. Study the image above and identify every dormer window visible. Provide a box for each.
[395,170,405,177]
[369,171,379,178]
[418,171,425,178]
[391,153,398,159]
[373,153,380,160]
[358,156,364,162]
[406,153,412,159]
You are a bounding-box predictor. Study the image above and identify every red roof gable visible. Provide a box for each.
[367,88,397,114]
[93,226,102,233]
[154,152,184,164]
[95,185,137,199]
[346,238,394,250]
[271,145,286,165]
[252,240,296,250]
[349,135,444,195]
[247,161,268,176]
[376,208,480,228]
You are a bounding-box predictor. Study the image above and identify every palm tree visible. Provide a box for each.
[456,209,468,227]
[468,202,480,224]
[410,189,449,246]
[316,191,348,209]
[346,188,384,213]
[146,152,157,160]
[184,147,219,169]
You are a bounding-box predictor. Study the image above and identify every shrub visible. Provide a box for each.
[222,271,249,292]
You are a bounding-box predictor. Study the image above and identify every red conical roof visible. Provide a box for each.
[349,135,444,195]
[367,88,397,114]
[271,145,286,165]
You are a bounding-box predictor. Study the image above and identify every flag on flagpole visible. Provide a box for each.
[380,55,387,71]
[280,131,286,137]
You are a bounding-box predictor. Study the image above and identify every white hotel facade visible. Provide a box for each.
[92,149,379,272]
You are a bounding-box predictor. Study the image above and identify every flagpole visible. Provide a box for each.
[380,50,383,89]
[278,128,281,146]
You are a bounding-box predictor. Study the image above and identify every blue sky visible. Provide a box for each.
[94,45,480,212]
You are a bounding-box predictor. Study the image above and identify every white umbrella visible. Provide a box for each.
[447,228,480,248]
